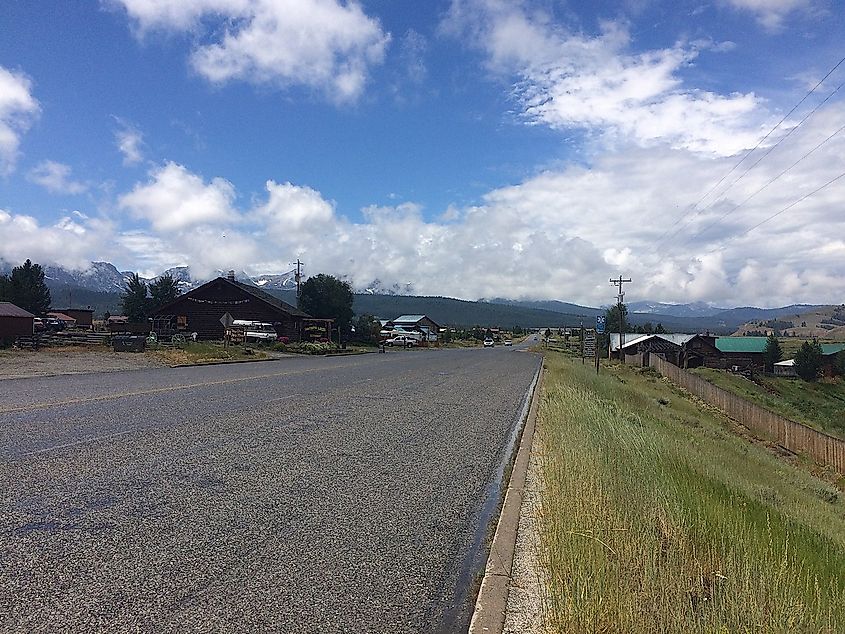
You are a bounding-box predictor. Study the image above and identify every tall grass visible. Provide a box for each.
[538,354,845,632]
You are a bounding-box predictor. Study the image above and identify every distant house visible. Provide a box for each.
[821,343,845,377]
[384,314,442,341]
[773,359,797,377]
[618,333,696,366]
[58,308,94,329]
[150,273,320,341]
[0,302,35,340]
[47,312,77,328]
[682,335,768,370]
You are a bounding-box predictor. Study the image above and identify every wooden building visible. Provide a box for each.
[682,335,767,370]
[151,275,317,341]
[58,308,94,329]
[0,302,35,340]
[384,314,442,342]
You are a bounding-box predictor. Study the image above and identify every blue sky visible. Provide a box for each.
[1,0,844,306]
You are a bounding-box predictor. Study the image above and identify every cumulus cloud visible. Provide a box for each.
[115,0,390,102]
[22,97,845,309]
[118,161,237,231]
[0,66,40,175]
[441,0,768,156]
[721,0,816,31]
[27,160,88,195]
[114,120,144,165]
[0,209,111,269]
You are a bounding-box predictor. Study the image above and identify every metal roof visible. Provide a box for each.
[821,343,845,356]
[715,337,768,353]
[618,333,696,351]
[0,302,35,318]
[392,315,428,323]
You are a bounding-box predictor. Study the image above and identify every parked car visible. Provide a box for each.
[503,340,513,346]
[233,319,277,342]
[483,338,494,347]
[386,335,418,347]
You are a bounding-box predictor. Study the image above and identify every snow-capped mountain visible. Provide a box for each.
[627,300,727,318]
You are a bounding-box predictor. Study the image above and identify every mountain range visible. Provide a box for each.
[0,260,833,332]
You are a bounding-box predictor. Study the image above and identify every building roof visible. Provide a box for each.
[47,312,77,322]
[392,314,427,323]
[228,279,311,318]
[821,343,845,356]
[618,333,696,351]
[774,359,795,366]
[0,302,34,318]
[153,277,312,319]
[714,336,768,353]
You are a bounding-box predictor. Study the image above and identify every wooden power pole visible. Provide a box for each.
[610,275,632,363]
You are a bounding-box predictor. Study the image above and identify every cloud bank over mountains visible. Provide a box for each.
[1,0,842,308]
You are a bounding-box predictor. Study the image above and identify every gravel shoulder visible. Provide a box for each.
[0,347,166,379]
[503,418,547,634]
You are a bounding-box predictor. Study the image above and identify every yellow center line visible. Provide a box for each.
[0,363,355,414]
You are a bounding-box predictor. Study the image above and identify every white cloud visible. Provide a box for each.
[27,160,88,195]
[441,1,768,156]
[115,0,390,102]
[21,100,845,308]
[0,66,40,175]
[721,0,816,31]
[118,161,237,231]
[0,209,110,269]
[114,120,144,165]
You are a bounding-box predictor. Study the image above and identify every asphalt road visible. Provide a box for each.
[0,344,540,633]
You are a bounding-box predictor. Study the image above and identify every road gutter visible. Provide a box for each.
[468,361,543,633]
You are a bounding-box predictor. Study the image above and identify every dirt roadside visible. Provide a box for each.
[0,347,167,379]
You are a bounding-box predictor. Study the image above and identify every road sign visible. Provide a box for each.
[219,312,234,328]
[596,315,606,334]
[583,331,596,357]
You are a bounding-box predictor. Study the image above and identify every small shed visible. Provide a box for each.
[0,302,35,339]
[58,308,94,329]
[47,312,78,328]
[773,359,797,377]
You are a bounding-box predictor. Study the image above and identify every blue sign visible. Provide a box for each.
[596,315,606,334]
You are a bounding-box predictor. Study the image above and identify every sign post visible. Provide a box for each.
[595,315,605,374]
[220,312,234,347]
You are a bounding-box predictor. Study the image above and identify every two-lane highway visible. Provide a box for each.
[0,346,540,633]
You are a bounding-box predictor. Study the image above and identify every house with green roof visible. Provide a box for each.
[682,335,768,370]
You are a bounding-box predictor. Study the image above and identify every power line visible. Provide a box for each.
[653,54,845,247]
[704,169,845,254]
[675,120,845,249]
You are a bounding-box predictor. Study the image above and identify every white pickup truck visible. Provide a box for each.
[232,320,277,342]
[385,334,420,347]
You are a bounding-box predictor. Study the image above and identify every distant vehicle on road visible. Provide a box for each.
[233,320,277,342]
[503,340,513,346]
[386,335,419,347]
[483,338,494,347]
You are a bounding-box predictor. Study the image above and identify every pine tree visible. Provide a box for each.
[148,273,181,313]
[794,340,823,382]
[121,273,149,322]
[762,333,783,372]
[0,259,51,315]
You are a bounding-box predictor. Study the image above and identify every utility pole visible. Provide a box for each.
[295,258,304,300]
[610,275,632,363]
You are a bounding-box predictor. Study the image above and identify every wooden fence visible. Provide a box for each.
[649,355,845,474]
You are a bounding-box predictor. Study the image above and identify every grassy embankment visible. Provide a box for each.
[537,353,845,632]
[691,367,845,439]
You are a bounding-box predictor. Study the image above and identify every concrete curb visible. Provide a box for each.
[468,363,543,634]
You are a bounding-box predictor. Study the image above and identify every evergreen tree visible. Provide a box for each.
[0,259,51,315]
[148,273,181,313]
[794,340,823,382]
[762,333,783,372]
[121,273,149,322]
[299,274,354,333]
[605,303,630,333]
